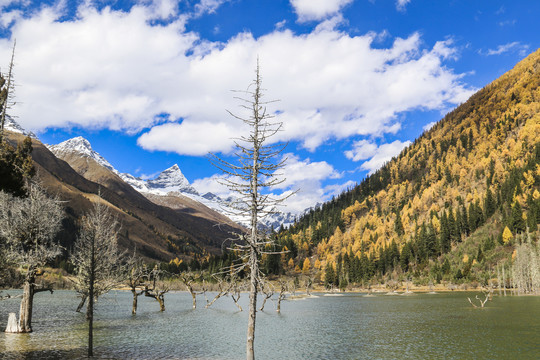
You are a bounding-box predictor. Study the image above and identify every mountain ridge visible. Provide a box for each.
[47,136,297,229]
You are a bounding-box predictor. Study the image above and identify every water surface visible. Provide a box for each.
[0,290,538,359]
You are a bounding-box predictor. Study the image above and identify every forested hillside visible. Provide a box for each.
[274,49,540,288]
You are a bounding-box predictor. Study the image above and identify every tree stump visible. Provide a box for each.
[5,313,20,333]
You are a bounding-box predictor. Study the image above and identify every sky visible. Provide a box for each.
[0,0,538,214]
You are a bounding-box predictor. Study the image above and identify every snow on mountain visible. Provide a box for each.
[47,136,296,229]
[48,136,116,171]
[3,115,37,138]
[119,172,152,193]
[146,164,198,195]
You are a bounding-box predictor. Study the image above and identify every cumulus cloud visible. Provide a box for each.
[0,3,473,157]
[271,154,349,213]
[290,0,353,22]
[346,139,411,174]
[343,140,377,162]
[483,42,529,56]
[275,153,342,189]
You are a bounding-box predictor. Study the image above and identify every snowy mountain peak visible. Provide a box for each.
[47,136,115,172]
[146,164,198,195]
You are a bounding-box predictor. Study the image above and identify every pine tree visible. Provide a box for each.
[394,212,404,236]
[324,264,336,288]
[400,242,412,272]
[484,188,496,218]
[510,200,526,234]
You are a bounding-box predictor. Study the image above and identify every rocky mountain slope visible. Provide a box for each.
[4,129,243,262]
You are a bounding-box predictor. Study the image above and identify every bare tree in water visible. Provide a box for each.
[0,183,64,333]
[125,251,147,315]
[144,265,169,311]
[71,196,122,357]
[210,60,290,360]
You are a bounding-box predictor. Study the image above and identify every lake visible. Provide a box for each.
[0,290,539,359]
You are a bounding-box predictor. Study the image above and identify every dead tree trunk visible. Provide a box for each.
[497,265,502,296]
[76,295,87,313]
[14,274,53,333]
[246,247,258,360]
[144,286,167,311]
[181,274,199,309]
[467,289,492,308]
[18,279,34,333]
[276,280,287,314]
[502,265,507,296]
[231,284,244,311]
[5,313,19,333]
[88,244,95,358]
[205,279,233,308]
[131,289,144,315]
[259,284,273,311]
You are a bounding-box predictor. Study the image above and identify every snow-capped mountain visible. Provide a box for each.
[3,115,37,138]
[146,164,198,195]
[47,136,296,230]
[48,136,116,172]
[119,166,199,196]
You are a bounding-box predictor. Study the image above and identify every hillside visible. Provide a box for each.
[277,49,540,287]
[3,131,243,262]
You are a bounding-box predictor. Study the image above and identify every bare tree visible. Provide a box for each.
[144,265,169,312]
[210,60,289,360]
[71,197,123,357]
[203,276,234,308]
[0,183,64,333]
[180,271,201,309]
[230,275,245,312]
[467,288,493,308]
[512,231,540,295]
[304,276,313,296]
[0,40,16,144]
[258,280,274,311]
[276,278,288,313]
[125,251,147,315]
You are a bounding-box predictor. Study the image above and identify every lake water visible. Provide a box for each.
[0,290,538,359]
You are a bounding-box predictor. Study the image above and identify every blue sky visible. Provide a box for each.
[0,0,538,213]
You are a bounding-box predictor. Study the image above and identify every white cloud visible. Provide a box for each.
[396,0,411,12]
[344,140,377,161]
[346,139,411,174]
[193,153,343,214]
[275,153,341,190]
[0,3,474,156]
[192,174,232,197]
[290,0,353,22]
[194,0,229,16]
[0,0,27,8]
[146,0,179,19]
[484,42,529,56]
